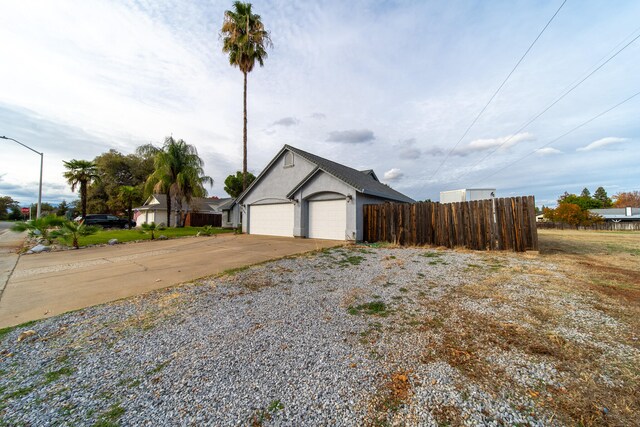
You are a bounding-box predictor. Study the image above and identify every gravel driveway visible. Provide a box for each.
[1,246,638,426]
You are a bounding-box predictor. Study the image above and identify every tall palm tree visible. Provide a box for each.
[145,137,213,227]
[62,159,100,218]
[221,1,272,191]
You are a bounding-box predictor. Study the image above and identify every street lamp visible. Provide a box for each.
[1,136,44,218]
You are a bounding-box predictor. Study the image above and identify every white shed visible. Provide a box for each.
[440,188,496,204]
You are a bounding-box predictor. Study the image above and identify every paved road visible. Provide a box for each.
[0,234,340,328]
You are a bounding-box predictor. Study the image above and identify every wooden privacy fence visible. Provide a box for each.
[184,212,222,227]
[363,196,538,252]
[537,221,640,231]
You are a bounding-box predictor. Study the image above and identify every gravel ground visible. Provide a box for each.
[1,246,637,426]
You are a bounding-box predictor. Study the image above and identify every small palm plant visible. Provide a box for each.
[141,222,160,240]
[11,215,66,244]
[51,220,100,249]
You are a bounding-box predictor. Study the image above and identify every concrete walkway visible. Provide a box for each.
[0,234,340,328]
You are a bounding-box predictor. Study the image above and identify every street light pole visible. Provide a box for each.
[1,136,44,218]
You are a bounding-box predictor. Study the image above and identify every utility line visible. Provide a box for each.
[427,0,567,181]
[455,30,640,184]
[474,90,640,184]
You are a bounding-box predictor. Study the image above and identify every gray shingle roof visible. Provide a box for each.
[135,195,231,212]
[284,145,414,203]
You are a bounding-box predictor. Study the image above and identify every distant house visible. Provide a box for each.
[134,194,233,227]
[234,144,414,241]
[590,207,640,222]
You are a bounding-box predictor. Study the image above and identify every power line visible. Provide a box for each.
[427,0,567,181]
[455,30,640,184]
[474,90,640,184]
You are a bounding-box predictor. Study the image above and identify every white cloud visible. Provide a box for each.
[462,132,535,154]
[577,137,630,152]
[535,147,562,156]
[383,168,404,181]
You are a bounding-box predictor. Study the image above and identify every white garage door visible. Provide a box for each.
[308,199,347,240]
[249,204,294,237]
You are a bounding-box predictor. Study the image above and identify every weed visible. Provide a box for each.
[250,399,285,426]
[267,399,284,412]
[93,404,125,427]
[44,366,74,384]
[4,386,34,399]
[348,301,388,317]
[147,361,169,375]
[420,251,442,258]
[339,255,365,266]
[399,287,409,293]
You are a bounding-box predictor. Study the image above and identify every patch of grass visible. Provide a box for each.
[44,366,74,384]
[420,251,442,258]
[338,255,365,267]
[93,404,125,427]
[147,361,169,375]
[78,226,232,246]
[250,399,285,426]
[4,386,34,399]
[348,301,389,317]
[399,287,409,293]
[267,399,284,412]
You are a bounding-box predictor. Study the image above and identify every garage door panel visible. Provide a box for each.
[249,204,294,237]
[308,200,346,240]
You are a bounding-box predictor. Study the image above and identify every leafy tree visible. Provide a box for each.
[63,159,100,218]
[557,193,602,210]
[118,186,140,226]
[613,191,640,207]
[51,220,100,249]
[224,171,256,198]
[593,187,612,207]
[145,137,213,227]
[8,205,23,220]
[11,215,66,244]
[221,1,272,191]
[88,148,155,215]
[0,195,19,220]
[543,204,603,228]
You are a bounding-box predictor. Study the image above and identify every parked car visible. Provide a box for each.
[76,214,135,229]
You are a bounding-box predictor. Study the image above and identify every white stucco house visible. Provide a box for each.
[233,145,414,241]
[134,194,232,227]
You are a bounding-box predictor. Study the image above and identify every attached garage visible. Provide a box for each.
[308,199,347,240]
[249,203,294,237]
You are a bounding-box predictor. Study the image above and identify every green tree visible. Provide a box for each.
[118,185,141,226]
[221,1,272,191]
[63,159,100,218]
[56,200,70,217]
[51,220,100,249]
[593,187,612,207]
[544,204,603,228]
[224,171,256,198]
[558,193,602,210]
[580,187,591,198]
[0,196,19,220]
[145,137,213,227]
[11,214,66,244]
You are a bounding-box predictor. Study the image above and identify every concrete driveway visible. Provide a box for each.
[0,234,340,328]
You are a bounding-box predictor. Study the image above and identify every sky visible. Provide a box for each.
[1,0,639,208]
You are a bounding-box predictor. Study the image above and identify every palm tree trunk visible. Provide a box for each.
[81,180,87,218]
[243,70,248,191]
[165,190,171,227]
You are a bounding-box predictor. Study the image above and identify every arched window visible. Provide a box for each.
[284,152,294,167]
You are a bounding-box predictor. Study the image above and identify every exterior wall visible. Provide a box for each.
[134,209,178,227]
[290,171,354,239]
[222,204,240,228]
[440,190,466,203]
[241,150,317,235]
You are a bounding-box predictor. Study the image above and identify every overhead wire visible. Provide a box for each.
[473,90,640,184]
[453,29,640,184]
[427,0,567,181]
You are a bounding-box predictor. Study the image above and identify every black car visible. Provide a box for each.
[77,214,135,229]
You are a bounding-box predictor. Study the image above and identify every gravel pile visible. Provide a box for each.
[1,246,636,426]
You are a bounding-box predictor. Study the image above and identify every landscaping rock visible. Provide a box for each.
[108,239,119,245]
[27,244,50,254]
[157,235,168,240]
